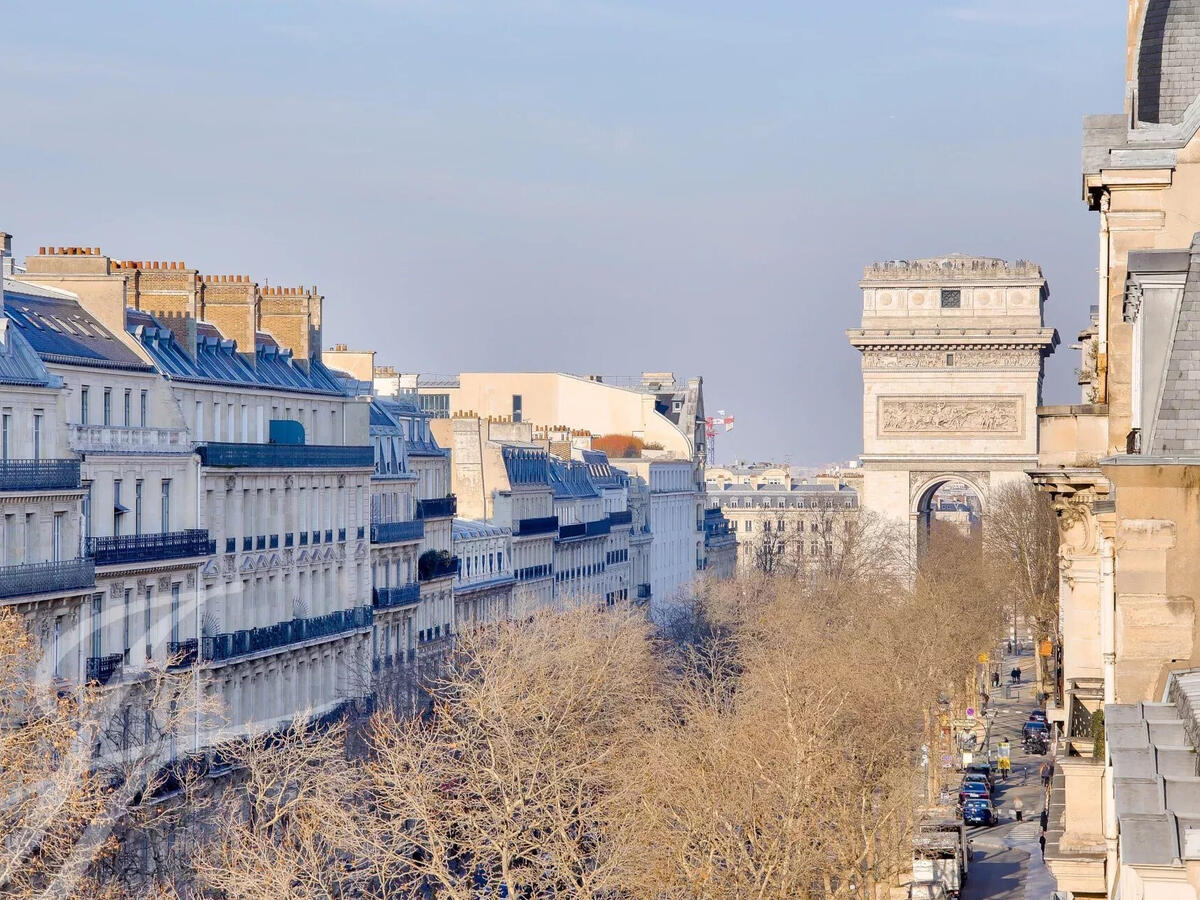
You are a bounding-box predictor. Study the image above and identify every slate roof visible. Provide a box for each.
[372,396,446,457]
[5,283,152,372]
[1143,236,1200,453]
[127,310,345,395]
[549,457,599,499]
[1108,671,1200,866]
[580,449,626,488]
[501,444,550,486]
[1138,0,1200,125]
[452,518,510,540]
[0,284,61,387]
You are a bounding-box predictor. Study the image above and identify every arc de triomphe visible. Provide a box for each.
[847,255,1058,550]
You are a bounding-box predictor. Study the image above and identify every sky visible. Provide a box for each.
[0,0,1128,465]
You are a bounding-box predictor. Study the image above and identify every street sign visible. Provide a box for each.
[966,707,976,719]
[998,740,1011,761]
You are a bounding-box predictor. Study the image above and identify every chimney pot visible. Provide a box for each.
[94,248,101,255]
[38,247,45,255]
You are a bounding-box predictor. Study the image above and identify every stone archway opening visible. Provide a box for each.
[914,478,984,557]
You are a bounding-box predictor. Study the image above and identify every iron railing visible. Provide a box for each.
[373,583,421,609]
[608,510,632,526]
[86,653,122,684]
[516,564,551,581]
[202,606,373,664]
[637,583,651,599]
[0,557,95,600]
[197,442,374,469]
[416,496,457,519]
[514,515,558,536]
[0,459,82,492]
[88,530,214,566]
[371,520,425,544]
[419,555,460,581]
[167,639,198,669]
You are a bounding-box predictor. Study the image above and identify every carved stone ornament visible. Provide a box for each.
[185,572,196,588]
[109,582,123,598]
[136,578,147,592]
[221,556,235,575]
[283,549,294,566]
[863,349,1038,370]
[337,475,346,488]
[1123,283,1143,325]
[157,575,171,591]
[879,397,1021,435]
[1055,495,1100,559]
[225,476,237,492]
[285,475,294,489]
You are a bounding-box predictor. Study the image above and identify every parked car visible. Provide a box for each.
[964,761,994,789]
[958,782,990,805]
[1028,709,1048,723]
[961,773,989,789]
[961,798,997,827]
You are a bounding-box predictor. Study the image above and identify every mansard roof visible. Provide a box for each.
[452,518,510,540]
[1138,0,1200,126]
[4,282,152,372]
[549,457,599,499]
[126,309,346,396]
[580,449,626,488]
[501,444,550,486]
[0,283,63,387]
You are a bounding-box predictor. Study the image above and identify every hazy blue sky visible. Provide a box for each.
[2,1,1127,465]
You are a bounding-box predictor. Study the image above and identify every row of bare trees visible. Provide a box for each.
[0,484,1058,899]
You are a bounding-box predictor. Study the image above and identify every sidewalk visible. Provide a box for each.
[960,650,1056,900]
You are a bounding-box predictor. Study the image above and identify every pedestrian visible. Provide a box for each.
[981,691,990,710]
[1039,832,1046,858]
[1011,666,1022,684]
[1013,796,1024,821]
[998,757,1011,781]
[1006,639,1013,655]
[1040,761,1051,788]
[992,670,1000,688]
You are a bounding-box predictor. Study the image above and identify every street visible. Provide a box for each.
[960,651,1055,900]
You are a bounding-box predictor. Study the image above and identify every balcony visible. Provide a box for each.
[373,583,421,610]
[69,424,190,455]
[1035,404,1110,469]
[167,638,198,669]
[608,510,632,526]
[558,519,611,541]
[371,520,425,544]
[86,653,122,685]
[201,606,373,664]
[418,552,460,581]
[0,459,82,493]
[415,496,457,519]
[0,557,95,600]
[514,515,558,537]
[88,530,214,566]
[636,583,651,600]
[197,442,374,469]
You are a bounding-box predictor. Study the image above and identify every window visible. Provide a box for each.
[144,586,153,661]
[123,589,132,664]
[32,413,42,460]
[744,521,752,533]
[135,481,143,535]
[103,388,112,426]
[52,513,63,561]
[946,353,955,367]
[140,391,148,427]
[113,480,124,534]
[124,389,132,426]
[53,617,62,678]
[940,288,961,309]
[161,480,171,530]
[1,413,8,461]
[512,394,523,423]
[80,386,89,424]
[170,584,180,644]
[91,593,103,659]
[82,487,91,542]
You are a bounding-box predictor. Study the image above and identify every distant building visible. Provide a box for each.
[452,518,514,629]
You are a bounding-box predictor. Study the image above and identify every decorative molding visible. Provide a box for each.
[1123,282,1143,324]
[863,349,1040,370]
[157,575,171,591]
[878,396,1023,436]
[224,475,236,492]
[185,572,196,588]
[108,582,123,598]
[284,475,294,489]
[337,475,346,488]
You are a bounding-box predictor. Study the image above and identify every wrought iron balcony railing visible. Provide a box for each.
[167,638,198,669]
[636,583,651,599]
[86,653,122,684]
[415,496,457,519]
[0,557,95,600]
[201,606,373,664]
[88,530,214,566]
[197,442,374,469]
[418,554,460,581]
[514,515,558,536]
[371,520,425,544]
[69,424,190,454]
[608,510,632,526]
[373,583,421,609]
[0,459,82,492]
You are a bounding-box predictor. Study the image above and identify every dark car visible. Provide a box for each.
[1029,709,1048,723]
[962,798,996,826]
[962,773,989,789]
[959,781,990,805]
[1022,720,1050,740]
[964,761,994,789]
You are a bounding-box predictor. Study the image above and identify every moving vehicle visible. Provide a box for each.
[912,816,969,898]
[1022,719,1050,741]
[962,798,997,826]
[1029,709,1048,723]
[1023,733,1048,755]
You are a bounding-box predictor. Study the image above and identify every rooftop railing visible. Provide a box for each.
[608,510,632,526]
[88,530,214,566]
[0,459,82,493]
[416,496,457,519]
[514,516,558,537]
[69,424,191,454]
[0,557,95,600]
[371,520,425,544]
[373,583,421,609]
[202,606,373,664]
[197,442,374,469]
